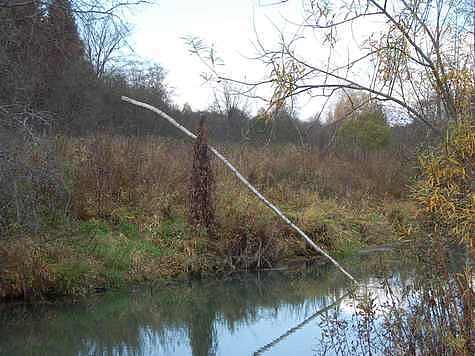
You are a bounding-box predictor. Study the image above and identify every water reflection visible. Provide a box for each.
[0,252,408,356]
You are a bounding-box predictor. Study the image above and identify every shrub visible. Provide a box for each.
[0,238,55,299]
[413,121,475,248]
[0,138,69,234]
[411,120,474,353]
[337,109,391,156]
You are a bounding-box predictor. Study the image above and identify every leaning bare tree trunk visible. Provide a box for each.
[121,96,358,284]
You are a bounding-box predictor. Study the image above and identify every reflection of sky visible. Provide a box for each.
[71,270,465,356]
[215,298,334,355]
[138,327,191,355]
[339,276,408,317]
[1,255,413,356]
[80,297,341,356]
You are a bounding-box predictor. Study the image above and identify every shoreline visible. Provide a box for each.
[0,240,407,305]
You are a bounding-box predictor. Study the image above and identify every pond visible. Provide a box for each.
[0,250,413,356]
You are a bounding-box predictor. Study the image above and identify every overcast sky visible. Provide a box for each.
[128,1,307,117]
[127,0,381,120]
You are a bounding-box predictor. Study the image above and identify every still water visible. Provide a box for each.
[0,251,410,356]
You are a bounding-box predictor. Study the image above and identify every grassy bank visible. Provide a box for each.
[0,134,416,300]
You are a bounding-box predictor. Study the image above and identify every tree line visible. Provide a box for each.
[1,0,443,155]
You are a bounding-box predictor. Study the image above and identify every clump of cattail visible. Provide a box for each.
[188,114,215,238]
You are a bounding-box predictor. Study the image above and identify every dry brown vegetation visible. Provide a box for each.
[65,133,414,244]
[67,133,412,218]
[0,133,416,299]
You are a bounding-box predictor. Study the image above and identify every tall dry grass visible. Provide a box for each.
[60,133,412,222]
[59,134,412,268]
[1,133,416,298]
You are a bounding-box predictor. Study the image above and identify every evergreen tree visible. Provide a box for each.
[0,1,48,109]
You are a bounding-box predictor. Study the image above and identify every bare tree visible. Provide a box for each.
[280,1,472,128]
[81,14,130,77]
[210,82,252,141]
[71,0,151,78]
[189,0,474,133]
[0,1,149,15]
[0,0,153,232]
[1,0,150,78]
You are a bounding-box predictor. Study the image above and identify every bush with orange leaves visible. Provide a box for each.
[413,120,475,251]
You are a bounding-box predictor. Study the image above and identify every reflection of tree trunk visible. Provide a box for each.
[187,288,217,356]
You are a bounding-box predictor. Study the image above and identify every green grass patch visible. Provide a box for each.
[79,219,111,237]
[156,217,187,241]
[52,261,95,296]
[118,221,141,239]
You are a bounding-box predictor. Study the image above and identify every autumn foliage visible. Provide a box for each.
[413,120,475,250]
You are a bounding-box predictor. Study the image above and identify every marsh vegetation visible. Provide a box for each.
[0,0,473,354]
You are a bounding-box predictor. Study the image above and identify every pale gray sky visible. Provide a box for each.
[128,0,380,119]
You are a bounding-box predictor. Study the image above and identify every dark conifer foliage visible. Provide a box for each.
[47,0,85,76]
